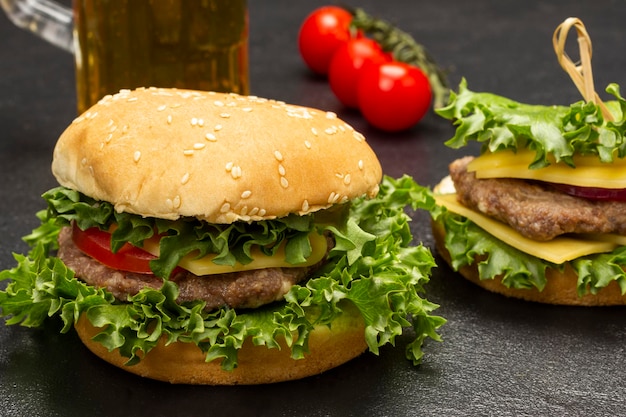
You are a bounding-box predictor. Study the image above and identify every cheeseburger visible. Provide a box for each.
[424,78,626,306]
[0,87,443,384]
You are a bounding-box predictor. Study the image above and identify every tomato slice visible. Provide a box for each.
[551,183,626,201]
[71,223,156,274]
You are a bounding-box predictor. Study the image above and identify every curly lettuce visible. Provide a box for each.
[420,191,626,297]
[29,186,325,279]
[0,175,445,369]
[436,78,626,169]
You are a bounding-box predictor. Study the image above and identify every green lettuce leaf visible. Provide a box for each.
[0,176,444,369]
[418,189,626,297]
[436,79,626,168]
[33,187,324,278]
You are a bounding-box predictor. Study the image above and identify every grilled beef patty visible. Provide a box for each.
[449,156,626,241]
[57,226,332,310]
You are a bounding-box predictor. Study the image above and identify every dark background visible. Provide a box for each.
[2,1,626,416]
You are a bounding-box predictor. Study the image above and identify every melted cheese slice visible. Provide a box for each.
[467,149,626,188]
[142,231,328,276]
[434,193,617,264]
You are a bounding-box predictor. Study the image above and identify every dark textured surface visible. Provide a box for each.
[2,1,626,416]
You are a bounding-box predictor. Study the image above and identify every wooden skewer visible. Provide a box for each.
[552,17,613,121]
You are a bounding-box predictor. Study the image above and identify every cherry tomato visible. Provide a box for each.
[71,223,157,274]
[298,6,353,75]
[357,61,432,132]
[328,38,390,108]
[550,183,626,201]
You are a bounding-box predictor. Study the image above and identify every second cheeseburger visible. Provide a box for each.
[0,87,443,384]
[427,79,626,306]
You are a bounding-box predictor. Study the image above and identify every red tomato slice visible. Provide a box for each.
[71,223,156,274]
[328,38,390,108]
[298,6,354,75]
[550,183,626,201]
[357,61,432,132]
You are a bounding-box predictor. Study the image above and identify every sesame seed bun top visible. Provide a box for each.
[52,87,382,223]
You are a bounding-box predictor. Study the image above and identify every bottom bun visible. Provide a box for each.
[431,220,626,306]
[75,303,367,385]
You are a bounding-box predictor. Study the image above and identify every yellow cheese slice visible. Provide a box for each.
[434,193,617,264]
[467,149,626,188]
[141,231,328,276]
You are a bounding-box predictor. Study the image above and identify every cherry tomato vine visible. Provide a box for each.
[298,6,449,132]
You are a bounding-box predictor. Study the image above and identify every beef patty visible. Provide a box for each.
[57,226,332,310]
[449,156,626,241]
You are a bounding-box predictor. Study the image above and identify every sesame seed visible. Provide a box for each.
[167,115,173,124]
[183,149,195,156]
[205,133,217,142]
[231,166,242,179]
[191,117,198,126]
[343,174,351,185]
[311,127,318,136]
[127,97,138,102]
[240,206,248,216]
[105,133,113,143]
[133,151,141,162]
[326,111,337,119]
[358,160,364,170]
[224,212,239,222]
[302,200,309,212]
[165,198,173,209]
[198,118,205,127]
[325,126,337,135]
[274,150,284,161]
[249,207,259,216]
[304,140,312,149]
[81,157,87,166]
[278,164,286,176]
[173,195,181,208]
[328,192,336,204]
[220,112,231,118]
[215,124,223,131]
[242,107,253,112]
[280,177,289,188]
[220,202,231,213]
[241,190,252,199]
[109,125,117,133]
[72,116,84,123]
[214,100,224,107]
[193,143,206,150]
[157,105,167,111]
[353,131,364,142]
[258,209,267,217]
[170,103,181,108]
[225,162,234,172]
[181,173,190,184]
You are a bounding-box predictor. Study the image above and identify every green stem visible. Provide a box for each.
[350,8,449,109]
